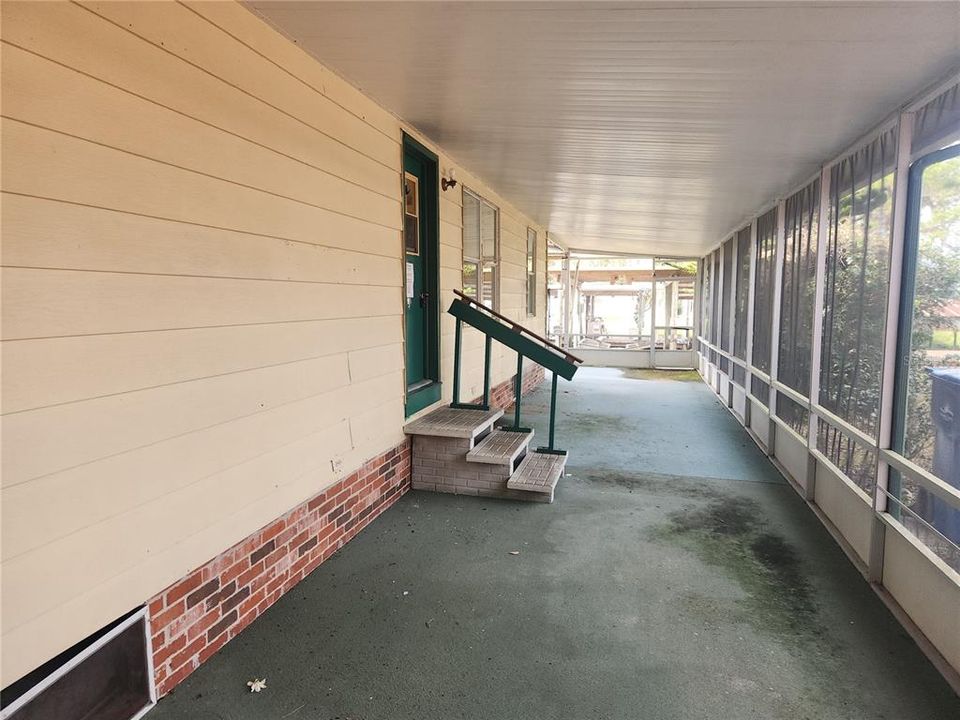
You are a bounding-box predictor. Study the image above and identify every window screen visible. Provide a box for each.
[698,257,709,353]
[776,179,820,436]
[710,250,721,364]
[751,208,778,403]
[719,238,734,373]
[732,226,751,386]
[462,189,499,309]
[700,256,712,353]
[817,127,897,491]
[912,82,960,157]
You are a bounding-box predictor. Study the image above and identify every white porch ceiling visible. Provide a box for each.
[247,1,960,256]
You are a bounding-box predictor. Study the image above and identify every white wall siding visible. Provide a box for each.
[0,0,547,686]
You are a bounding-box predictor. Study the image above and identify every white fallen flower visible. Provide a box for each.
[247,678,267,693]
[508,551,520,555]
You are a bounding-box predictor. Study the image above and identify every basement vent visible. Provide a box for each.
[0,608,154,720]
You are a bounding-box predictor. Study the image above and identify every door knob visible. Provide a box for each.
[419,290,430,308]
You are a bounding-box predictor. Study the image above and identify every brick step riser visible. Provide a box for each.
[411,435,551,503]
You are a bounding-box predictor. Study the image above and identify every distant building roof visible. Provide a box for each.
[937,299,960,319]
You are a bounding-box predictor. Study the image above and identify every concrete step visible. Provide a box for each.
[506,452,567,501]
[403,406,504,441]
[465,429,534,467]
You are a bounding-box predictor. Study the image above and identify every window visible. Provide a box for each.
[526,228,537,316]
[751,207,778,404]
[719,237,734,373]
[732,227,750,386]
[710,249,720,365]
[463,189,499,309]
[776,179,820,436]
[892,139,960,570]
[403,172,419,255]
[699,257,711,353]
[817,127,896,492]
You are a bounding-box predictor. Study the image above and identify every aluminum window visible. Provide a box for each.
[463,188,499,309]
[817,127,897,492]
[719,237,734,373]
[776,179,820,436]
[891,144,960,569]
[751,207,778,404]
[526,228,537,316]
[732,226,751,386]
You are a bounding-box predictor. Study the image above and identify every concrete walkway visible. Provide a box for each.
[147,368,959,720]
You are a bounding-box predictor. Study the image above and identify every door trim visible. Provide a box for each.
[402,133,441,417]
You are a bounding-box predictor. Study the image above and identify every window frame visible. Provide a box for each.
[462,187,500,310]
[526,227,537,316]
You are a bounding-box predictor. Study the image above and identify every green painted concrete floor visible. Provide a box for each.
[147,368,959,720]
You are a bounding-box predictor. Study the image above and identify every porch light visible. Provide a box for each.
[441,168,458,191]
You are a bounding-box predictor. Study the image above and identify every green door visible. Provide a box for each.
[402,136,440,416]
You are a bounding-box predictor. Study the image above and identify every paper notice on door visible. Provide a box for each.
[406,262,415,306]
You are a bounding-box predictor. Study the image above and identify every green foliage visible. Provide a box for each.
[903,155,960,466]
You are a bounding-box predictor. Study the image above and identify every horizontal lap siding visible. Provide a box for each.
[0,0,548,688]
[0,0,404,686]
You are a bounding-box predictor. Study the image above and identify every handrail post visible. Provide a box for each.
[513,353,523,430]
[482,335,492,408]
[548,371,558,451]
[453,318,462,405]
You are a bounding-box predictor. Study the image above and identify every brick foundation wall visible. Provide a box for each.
[411,434,551,502]
[479,364,546,410]
[147,439,411,696]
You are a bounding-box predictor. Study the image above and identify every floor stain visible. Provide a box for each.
[566,412,627,433]
[621,368,701,382]
[579,470,724,500]
[655,494,820,640]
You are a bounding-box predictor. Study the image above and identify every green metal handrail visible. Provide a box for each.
[448,291,581,454]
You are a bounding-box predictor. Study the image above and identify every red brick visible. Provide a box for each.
[153,632,186,667]
[239,587,266,617]
[287,528,309,550]
[261,544,286,570]
[221,585,250,613]
[159,661,197,697]
[265,573,286,596]
[260,518,286,544]
[307,490,330,512]
[221,557,248,586]
[251,566,277,594]
[297,535,318,557]
[275,524,298,547]
[199,631,229,664]
[187,608,222,641]
[170,635,205,672]
[201,551,236,582]
[207,609,238,642]
[150,599,186,632]
[185,578,219,608]
[250,539,276,564]
[165,572,204,606]
[206,580,236,611]
[165,602,205,640]
[148,598,164,617]
[232,607,258,637]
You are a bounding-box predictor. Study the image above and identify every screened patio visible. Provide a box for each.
[3,2,959,718]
